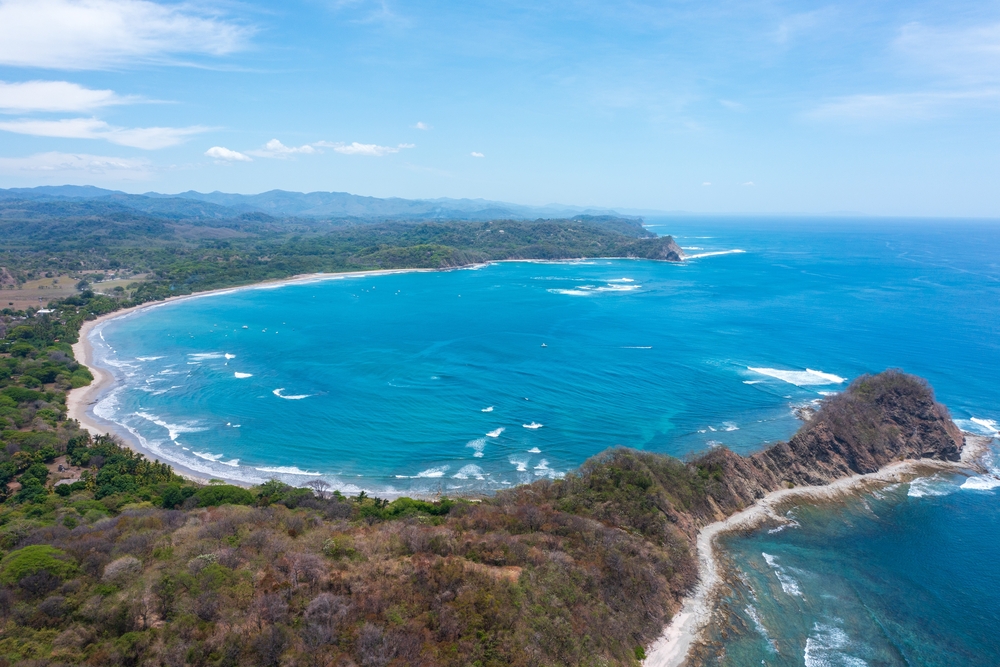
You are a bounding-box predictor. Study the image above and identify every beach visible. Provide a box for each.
[65,266,445,483]
[643,434,992,667]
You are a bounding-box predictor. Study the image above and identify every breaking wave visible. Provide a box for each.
[748,367,846,386]
[273,388,311,400]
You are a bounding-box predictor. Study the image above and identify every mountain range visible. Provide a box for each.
[0,186,623,222]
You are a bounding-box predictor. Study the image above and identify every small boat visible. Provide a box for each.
[541,343,547,347]
[242,325,248,329]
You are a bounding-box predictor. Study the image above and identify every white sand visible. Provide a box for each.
[64,267,452,483]
[643,434,992,667]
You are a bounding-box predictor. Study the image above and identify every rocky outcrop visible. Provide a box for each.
[622,235,685,261]
[689,370,963,524]
[545,370,966,544]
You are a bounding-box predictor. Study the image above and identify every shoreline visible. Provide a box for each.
[65,266,450,485]
[642,433,993,667]
[62,255,693,486]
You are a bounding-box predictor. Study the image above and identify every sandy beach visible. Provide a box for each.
[64,266,447,483]
[643,433,992,667]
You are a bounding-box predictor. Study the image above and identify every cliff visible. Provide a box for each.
[539,370,965,543]
[688,370,963,523]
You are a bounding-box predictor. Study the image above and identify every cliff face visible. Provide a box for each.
[687,370,964,523]
[544,370,966,546]
[621,235,685,261]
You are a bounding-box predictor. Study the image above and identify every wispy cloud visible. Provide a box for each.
[0,0,252,70]
[895,22,1000,84]
[0,80,137,113]
[247,139,317,158]
[470,151,484,158]
[808,90,1000,121]
[329,0,407,27]
[316,141,414,156]
[205,146,251,162]
[0,151,152,178]
[413,121,431,130]
[809,21,1000,123]
[773,8,836,45]
[0,117,207,149]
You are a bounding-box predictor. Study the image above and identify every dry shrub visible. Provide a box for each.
[102,555,142,582]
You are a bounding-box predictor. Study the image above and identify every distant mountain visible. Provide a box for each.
[0,186,624,222]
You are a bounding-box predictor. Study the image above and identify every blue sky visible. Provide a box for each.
[0,0,998,216]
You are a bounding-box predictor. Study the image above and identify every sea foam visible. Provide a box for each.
[907,475,955,498]
[414,466,449,478]
[748,367,846,386]
[254,465,322,476]
[466,438,486,458]
[486,427,505,438]
[453,464,485,480]
[684,249,747,259]
[803,623,867,667]
[273,388,311,400]
[762,553,803,597]
[523,422,543,429]
[134,411,206,443]
[508,456,529,472]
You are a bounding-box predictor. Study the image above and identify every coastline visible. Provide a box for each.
[643,433,993,667]
[61,255,693,484]
[65,266,447,485]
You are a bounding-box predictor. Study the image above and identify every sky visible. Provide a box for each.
[0,0,998,216]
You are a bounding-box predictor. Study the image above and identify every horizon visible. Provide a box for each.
[1,1,999,217]
[5,184,1000,220]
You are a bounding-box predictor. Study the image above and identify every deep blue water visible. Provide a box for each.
[88,218,1000,664]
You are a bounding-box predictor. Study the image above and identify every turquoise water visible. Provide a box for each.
[90,219,1000,493]
[90,218,1000,664]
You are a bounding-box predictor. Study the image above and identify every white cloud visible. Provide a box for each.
[743,181,755,186]
[812,22,1000,124]
[719,99,745,112]
[0,151,152,178]
[773,8,836,45]
[247,139,317,158]
[0,0,252,70]
[807,90,1000,121]
[470,151,484,158]
[895,22,1000,84]
[702,182,711,186]
[0,80,134,113]
[0,117,207,149]
[316,141,414,156]
[205,146,251,162]
[414,121,431,130]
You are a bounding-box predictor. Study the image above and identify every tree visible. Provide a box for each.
[306,479,331,499]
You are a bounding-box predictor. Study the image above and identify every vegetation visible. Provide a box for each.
[1,197,678,312]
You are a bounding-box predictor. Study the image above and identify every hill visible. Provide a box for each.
[0,187,624,222]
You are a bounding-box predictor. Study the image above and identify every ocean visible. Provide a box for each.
[88,217,1000,664]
